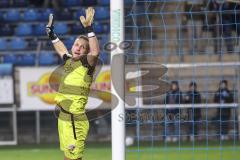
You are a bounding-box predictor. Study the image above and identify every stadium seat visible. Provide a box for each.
[71,23,84,34]
[16,23,33,36]
[38,8,54,21]
[64,36,75,50]
[99,52,109,64]
[39,52,58,66]
[28,39,38,50]
[0,39,8,50]
[95,7,110,20]
[23,9,39,21]
[54,23,68,35]
[0,11,4,22]
[62,0,80,7]
[82,0,97,6]
[0,24,14,36]
[74,9,85,21]
[100,35,109,48]
[12,0,28,7]
[33,23,45,36]
[2,54,31,66]
[97,0,109,6]
[9,38,27,50]
[18,54,36,66]
[56,8,72,21]
[2,54,18,64]
[0,0,9,8]
[4,9,20,22]
[0,63,13,76]
[93,22,103,34]
[125,0,133,5]
[43,41,53,50]
[103,24,110,33]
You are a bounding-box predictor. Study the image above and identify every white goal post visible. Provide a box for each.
[111,0,125,160]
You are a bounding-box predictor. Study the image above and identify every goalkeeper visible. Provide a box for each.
[46,7,99,160]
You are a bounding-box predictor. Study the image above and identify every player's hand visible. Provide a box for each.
[80,7,95,27]
[46,14,58,40]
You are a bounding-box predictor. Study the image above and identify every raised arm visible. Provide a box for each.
[80,7,100,66]
[46,14,72,59]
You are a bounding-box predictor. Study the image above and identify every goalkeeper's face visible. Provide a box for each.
[71,38,89,60]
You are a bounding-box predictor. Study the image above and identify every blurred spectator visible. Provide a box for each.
[213,80,233,140]
[165,81,183,142]
[184,81,202,141]
[209,0,234,54]
[183,0,205,54]
[231,2,240,53]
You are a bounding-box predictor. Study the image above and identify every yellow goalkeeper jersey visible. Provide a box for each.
[55,56,94,115]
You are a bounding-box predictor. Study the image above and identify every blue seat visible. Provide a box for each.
[9,38,27,50]
[44,41,53,50]
[23,9,39,21]
[103,24,110,33]
[3,55,18,65]
[82,0,97,6]
[64,37,75,50]
[0,39,8,50]
[56,9,72,21]
[95,7,110,20]
[125,0,133,5]
[39,8,54,21]
[0,24,14,36]
[39,52,58,66]
[0,11,4,22]
[71,23,84,34]
[4,9,20,22]
[12,0,28,7]
[99,52,109,64]
[0,0,9,8]
[33,23,45,36]
[93,22,103,34]
[100,35,109,48]
[16,23,33,36]
[74,9,85,21]
[0,63,13,76]
[97,0,109,6]
[18,54,36,66]
[62,0,80,7]
[3,54,26,66]
[28,39,38,50]
[54,23,68,35]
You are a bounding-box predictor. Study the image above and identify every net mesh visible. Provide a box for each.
[124,0,240,159]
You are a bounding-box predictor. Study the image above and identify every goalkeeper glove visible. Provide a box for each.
[46,14,59,43]
[80,7,95,37]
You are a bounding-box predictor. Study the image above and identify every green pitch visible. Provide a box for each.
[0,142,239,160]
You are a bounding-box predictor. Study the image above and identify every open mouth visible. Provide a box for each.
[73,52,81,56]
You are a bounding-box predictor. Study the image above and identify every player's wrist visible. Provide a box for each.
[85,26,93,33]
[85,26,96,38]
[49,33,58,41]
[87,32,95,38]
[46,27,59,42]
[51,37,60,43]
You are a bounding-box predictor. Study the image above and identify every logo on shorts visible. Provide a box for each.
[68,144,76,151]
